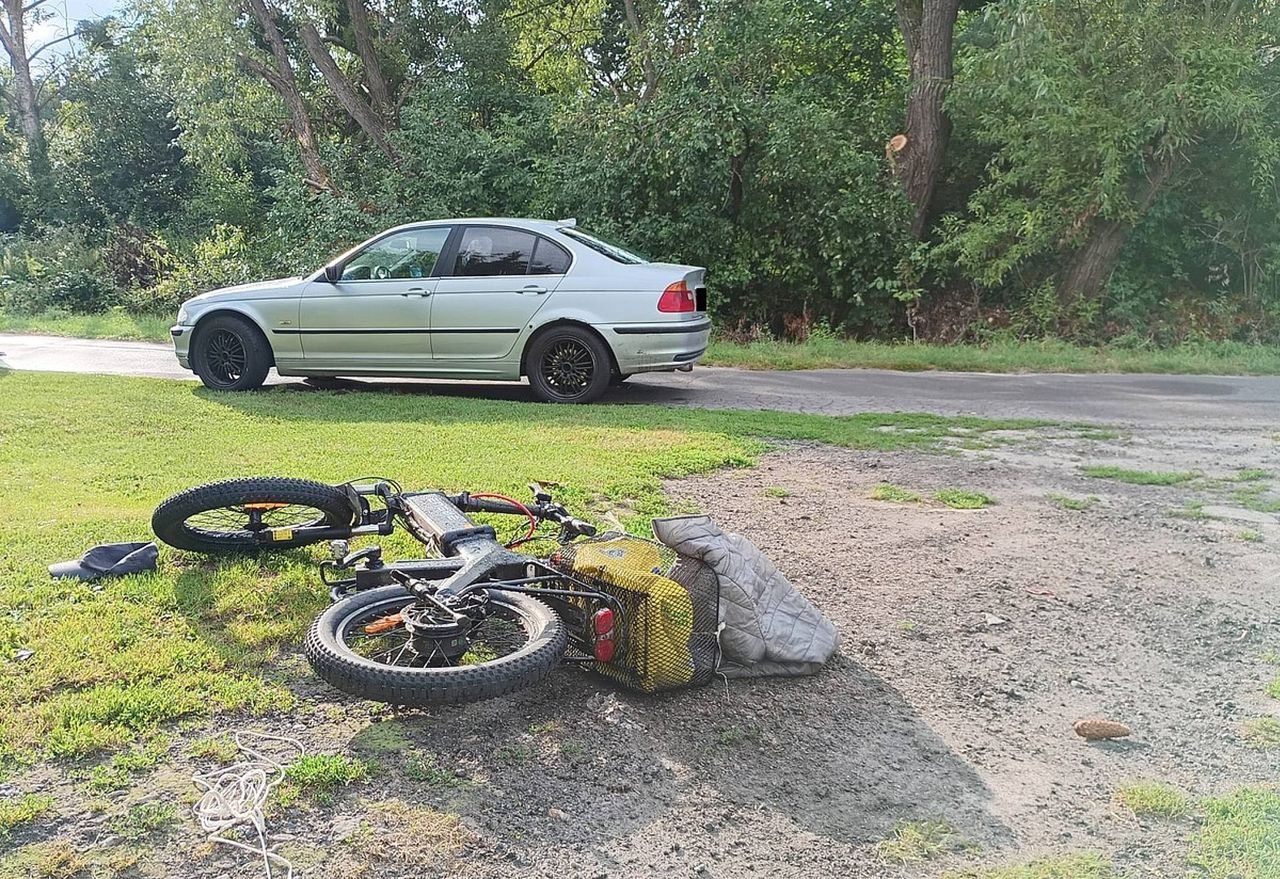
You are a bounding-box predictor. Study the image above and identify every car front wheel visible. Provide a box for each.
[526,326,612,404]
[191,315,272,391]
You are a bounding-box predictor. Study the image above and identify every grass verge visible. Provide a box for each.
[0,309,171,342]
[944,852,1115,879]
[1080,466,1197,486]
[0,370,1052,774]
[706,336,1280,375]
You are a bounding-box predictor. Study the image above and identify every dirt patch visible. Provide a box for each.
[5,429,1279,877]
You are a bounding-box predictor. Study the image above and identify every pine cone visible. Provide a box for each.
[1073,718,1131,740]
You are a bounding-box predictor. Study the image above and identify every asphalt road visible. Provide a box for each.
[2,332,1276,428]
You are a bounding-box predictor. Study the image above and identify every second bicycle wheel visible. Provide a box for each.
[151,476,355,553]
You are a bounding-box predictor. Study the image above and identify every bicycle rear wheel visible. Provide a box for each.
[304,586,566,706]
[151,476,354,553]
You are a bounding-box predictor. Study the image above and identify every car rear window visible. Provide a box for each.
[529,238,571,274]
[560,228,649,265]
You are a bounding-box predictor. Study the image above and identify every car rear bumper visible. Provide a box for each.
[604,318,711,374]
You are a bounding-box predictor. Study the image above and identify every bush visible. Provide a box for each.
[133,224,261,312]
[0,230,121,314]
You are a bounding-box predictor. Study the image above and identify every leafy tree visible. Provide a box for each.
[942,0,1280,335]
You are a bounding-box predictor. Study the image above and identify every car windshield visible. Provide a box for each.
[560,228,649,265]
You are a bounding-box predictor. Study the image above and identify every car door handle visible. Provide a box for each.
[401,288,432,298]
[521,285,548,295]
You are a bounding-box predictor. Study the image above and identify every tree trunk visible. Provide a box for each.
[298,22,398,163]
[895,0,959,239]
[1056,155,1179,305]
[0,0,49,186]
[241,0,334,193]
[344,0,391,117]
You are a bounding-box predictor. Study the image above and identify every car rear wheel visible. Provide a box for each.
[526,326,612,404]
[192,315,272,391]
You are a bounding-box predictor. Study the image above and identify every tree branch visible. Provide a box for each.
[298,21,397,162]
[28,30,77,62]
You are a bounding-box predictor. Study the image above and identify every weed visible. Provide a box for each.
[283,754,369,805]
[494,744,535,763]
[1238,529,1264,543]
[188,735,239,763]
[0,794,53,836]
[897,619,919,633]
[1081,466,1196,485]
[1241,717,1280,751]
[935,488,995,509]
[714,726,761,747]
[1235,486,1280,513]
[1115,780,1189,817]
[1047,493,1099,511]
[944,853,1116,879]
[109,802,175,840]
[84,738,169,792]
[871,483,922,503]
[876,819,960,864]
[529,720,561,735]
[763,486,791,498]
[1266,674,1280,700]
[404,753,461,787]
[1236,469,1271,482]
[1187,785,1280,879]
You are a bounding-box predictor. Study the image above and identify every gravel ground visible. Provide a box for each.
[7,427,1280,878]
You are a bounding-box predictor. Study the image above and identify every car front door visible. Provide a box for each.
[297,226,451,369]
[430,226,570,362]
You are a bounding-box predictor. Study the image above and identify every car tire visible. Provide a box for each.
[526,326,612,404]
[192,314,272,391]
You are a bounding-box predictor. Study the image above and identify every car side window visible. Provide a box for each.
[451,227,538,277]
[529,238,571,274]
[341,228,450,281]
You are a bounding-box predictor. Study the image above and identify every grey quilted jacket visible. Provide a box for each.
[652,515,840,678]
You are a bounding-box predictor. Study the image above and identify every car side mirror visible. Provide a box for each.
[323,264,340,283]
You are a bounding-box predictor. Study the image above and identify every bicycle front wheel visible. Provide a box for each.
[151,476,355,553]
[304,586,567,706]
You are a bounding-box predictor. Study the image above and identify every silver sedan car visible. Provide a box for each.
[170,218,710,403]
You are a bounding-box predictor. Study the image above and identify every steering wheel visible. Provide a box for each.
[373,265,390,280]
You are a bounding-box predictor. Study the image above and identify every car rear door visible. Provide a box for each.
[297,226,451,369]
[429,225,569,361]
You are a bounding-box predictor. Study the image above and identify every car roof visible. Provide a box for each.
[385,217,570,234]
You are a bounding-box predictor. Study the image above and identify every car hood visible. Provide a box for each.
[186,276,306,306]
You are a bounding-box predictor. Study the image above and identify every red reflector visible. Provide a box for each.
[592,608,616,662]
[592,608,615,636]
[594,638,616,663]
[658,280,696,313]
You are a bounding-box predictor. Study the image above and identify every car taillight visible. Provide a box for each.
[592,608,616,663]
[658,280,696,313]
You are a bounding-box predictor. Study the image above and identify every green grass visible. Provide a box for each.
[1235,484,1280,513]
[1047,493,1099,511]
[84,737,169,791]
[763,486,791,498]
[1235,469,1272,483]
[0,309,171,342]
[944,853,1116,879]
[871,483,923,503]
[705,336,1280,375]
[935,488,995,509]
[188,734,239,762]
[284,754,369,796]
[0,370,1053,774]
[108,802,175,840]
[1238,529,1264,543]
[1242,717,1280,751]
[0,794,52,836]
[875,819,961,864]
[1115,780,1190,817]
[1266,674,1280,700]
[1187,786,1280,878]
[1080,465,1197,485]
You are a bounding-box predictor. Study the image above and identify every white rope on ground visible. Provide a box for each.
[191,730,305,879]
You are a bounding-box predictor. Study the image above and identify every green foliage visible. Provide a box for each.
[108,802,175,840]
[939,0,1280,341]
[284,755,369,795]
[1080,466,1196,486]
[1115,780,1189,817]
[934,488,995,509]
[871,483,922,503]
[876,819,962,864]
[0,794,52,836]
[0,231,119,314]
[945,853,1116,879]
